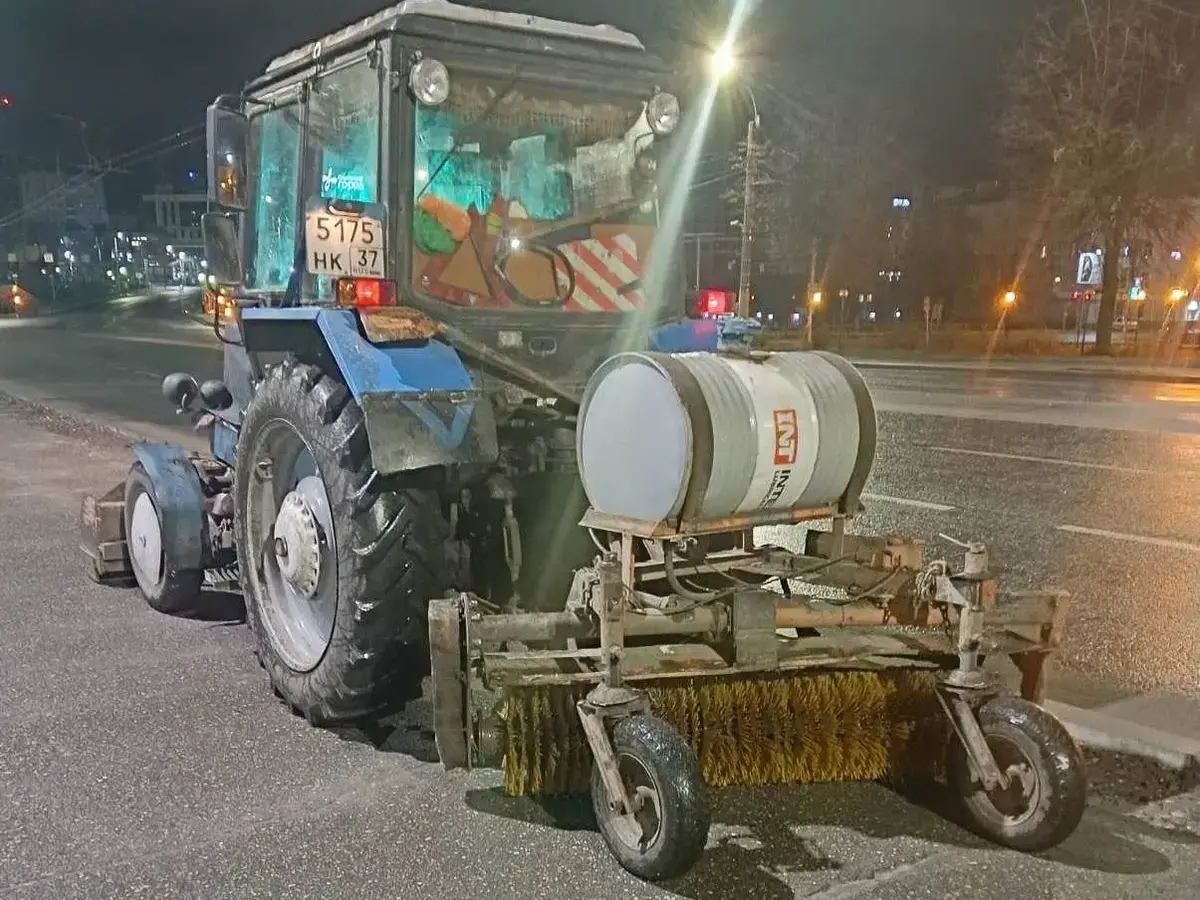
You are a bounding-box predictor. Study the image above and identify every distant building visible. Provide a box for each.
[959,187,1200,325]
[142,184,206,252]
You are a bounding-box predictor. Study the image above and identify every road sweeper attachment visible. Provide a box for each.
[426,350,1086,881]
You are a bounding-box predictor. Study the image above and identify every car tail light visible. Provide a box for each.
[336,278,397,309]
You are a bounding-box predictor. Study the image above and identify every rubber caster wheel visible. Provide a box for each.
[590,714,711,881]
[124,461,202,615]
[947,696,1087,852]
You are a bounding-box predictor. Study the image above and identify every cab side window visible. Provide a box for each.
[245,100,302,292]
[302,58,383,302]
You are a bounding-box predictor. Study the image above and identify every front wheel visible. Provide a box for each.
[235,360,450,725]
[947,696,1087,852]
[591,715,711,881]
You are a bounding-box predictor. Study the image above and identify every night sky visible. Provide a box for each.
[1,0,1037,213]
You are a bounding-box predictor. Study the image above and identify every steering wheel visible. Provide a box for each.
[492,235,577,309]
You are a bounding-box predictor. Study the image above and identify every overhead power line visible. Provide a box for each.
[0,124,204,230]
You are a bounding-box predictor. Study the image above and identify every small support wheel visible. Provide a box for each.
[947,696,1087,852]
[590,714,711,881]
[124,462,202,615]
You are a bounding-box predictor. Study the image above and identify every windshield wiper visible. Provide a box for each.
[415,68,522,202]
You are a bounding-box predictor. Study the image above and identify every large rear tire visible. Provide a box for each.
[235,360,450,725]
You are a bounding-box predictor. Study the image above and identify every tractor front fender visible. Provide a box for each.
[240,307,499,475]
[131,442,206,572]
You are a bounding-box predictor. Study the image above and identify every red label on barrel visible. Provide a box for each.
[773,409,798,466]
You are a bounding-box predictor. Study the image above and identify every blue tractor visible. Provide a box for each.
[80,1,1086,881]
[81,1,724,722]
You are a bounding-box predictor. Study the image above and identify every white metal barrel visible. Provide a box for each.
[575,350,876,525]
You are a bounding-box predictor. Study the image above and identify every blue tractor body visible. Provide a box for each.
[235,306,499,473]
[79,0,719,685]
[78,0,754,779]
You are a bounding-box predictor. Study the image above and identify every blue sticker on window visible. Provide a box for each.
[321,167,371,202]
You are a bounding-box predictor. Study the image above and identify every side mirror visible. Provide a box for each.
[206,97,248,211]
[202,213,243,286]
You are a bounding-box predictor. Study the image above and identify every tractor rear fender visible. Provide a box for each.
[239,307,499,475]
[131,442,206,572]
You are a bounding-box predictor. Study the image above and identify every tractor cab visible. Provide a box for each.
[203,0,683,389]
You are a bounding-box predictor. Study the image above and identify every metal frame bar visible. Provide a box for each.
[425,517,1070,784]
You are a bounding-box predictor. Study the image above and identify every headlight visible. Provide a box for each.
[647,92,680,135]
[410,58,450,107]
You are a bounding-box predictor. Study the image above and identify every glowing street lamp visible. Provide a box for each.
[805,289,823,345]
[709,46,738,79]
[1002,290,1018,307]
[1169,287,1188,304]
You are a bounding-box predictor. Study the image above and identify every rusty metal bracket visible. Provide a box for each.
[937,685,1008,792]
[577,684,651,825]
[80,483,134,587]
[732,590,779,669]
[593,553,625,687]
[934,540,994,691]
[428,595,471,770]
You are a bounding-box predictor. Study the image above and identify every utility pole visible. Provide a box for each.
[736,115,759,318]
[711,48,760,319]
[808,237,818,296]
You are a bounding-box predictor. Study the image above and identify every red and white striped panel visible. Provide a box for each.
[556,234,646,312]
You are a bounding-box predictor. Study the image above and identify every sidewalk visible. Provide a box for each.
[989,661,1200,771]
[1050,693,1200,769]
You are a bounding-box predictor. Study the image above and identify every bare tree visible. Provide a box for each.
[1004,0,1200,353]
[724,90,908,295]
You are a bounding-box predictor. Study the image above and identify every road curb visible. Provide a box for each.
[1046,700,1200,770]
[0,384,204,453]
[849,358,1200,385]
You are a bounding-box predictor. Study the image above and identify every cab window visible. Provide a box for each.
[245,100,302,292]
[301,58,383,302]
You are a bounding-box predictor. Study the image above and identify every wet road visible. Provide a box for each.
[3,397,1200,900]
[3,303,1198,698]
[4,303,1200,898]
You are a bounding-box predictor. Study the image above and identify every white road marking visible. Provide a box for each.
[928,445,1156,475]
[861,492,955,512]
[1056,524,1200,553]
[95,333,215,350]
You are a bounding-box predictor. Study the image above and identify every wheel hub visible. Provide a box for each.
[129,492,163,585]
[273,491,322,599]
[612,756,663,851]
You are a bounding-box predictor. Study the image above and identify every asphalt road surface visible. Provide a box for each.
[3,300,1198,697]
[2,300,1200,899]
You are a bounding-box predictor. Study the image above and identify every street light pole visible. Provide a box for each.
[736,113,758,318]
[709,48,760,321]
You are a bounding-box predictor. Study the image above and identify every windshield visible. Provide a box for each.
[411,71,660,313]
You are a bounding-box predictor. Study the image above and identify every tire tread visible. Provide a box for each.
[235,361,449,725]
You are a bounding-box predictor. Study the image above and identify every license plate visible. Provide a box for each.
[304,200,386,279]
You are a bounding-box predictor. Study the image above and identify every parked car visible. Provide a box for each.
[201,284,235,321]
[0,284,39,318]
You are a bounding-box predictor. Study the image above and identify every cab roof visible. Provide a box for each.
[264,0,645,75]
